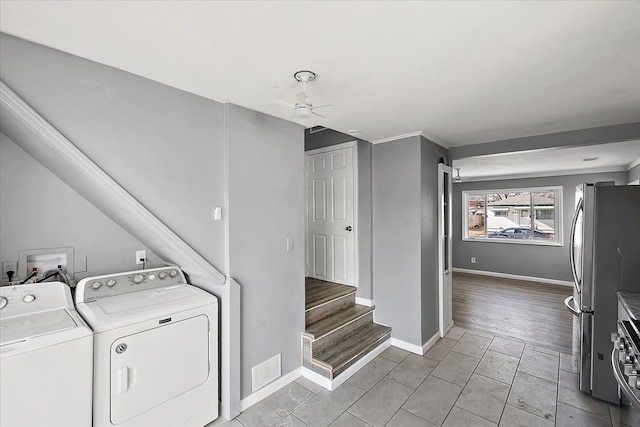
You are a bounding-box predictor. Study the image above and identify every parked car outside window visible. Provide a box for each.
[488,227,552,239]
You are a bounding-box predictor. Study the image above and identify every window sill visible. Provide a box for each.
[462,237,563,247]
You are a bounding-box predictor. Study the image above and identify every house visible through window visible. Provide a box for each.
[463,187,562,245]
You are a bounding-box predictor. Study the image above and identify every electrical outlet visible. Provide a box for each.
[471,257,476,264]
[136,250,146,265]
[2,261,17,279]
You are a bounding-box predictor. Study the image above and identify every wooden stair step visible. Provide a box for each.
[305,279,356,311]
[313,322,391,378]
[303,305,374,340]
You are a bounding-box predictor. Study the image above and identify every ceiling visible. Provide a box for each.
[452,140,640,182]
[1,1,639,148]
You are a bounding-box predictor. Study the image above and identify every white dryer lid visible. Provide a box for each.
[0,309,77,346]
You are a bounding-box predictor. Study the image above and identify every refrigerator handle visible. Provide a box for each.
[569,197,583,293]
[564,296,581,317]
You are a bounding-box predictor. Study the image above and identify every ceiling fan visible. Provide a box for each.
[270,70,333,119]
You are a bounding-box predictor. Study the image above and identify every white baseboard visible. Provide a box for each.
[453,268,573,287]
[390,337,424,355]
[302,338,391,391]
[440,321,454,338]
[355,297,374,307]
[422,330,441,354]
[239,367,301,412]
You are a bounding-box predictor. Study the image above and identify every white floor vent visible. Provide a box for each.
[251,354,281,392]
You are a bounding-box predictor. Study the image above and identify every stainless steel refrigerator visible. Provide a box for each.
[565,182,640,403]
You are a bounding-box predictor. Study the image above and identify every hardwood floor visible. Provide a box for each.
[453,272,574,354]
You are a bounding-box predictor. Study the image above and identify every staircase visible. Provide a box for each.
[302,278,391,381]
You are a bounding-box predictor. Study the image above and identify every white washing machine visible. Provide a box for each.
[0,282,93,427]
[75,266,218,427]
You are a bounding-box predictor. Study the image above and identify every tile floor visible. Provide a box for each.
[214,326,640,427]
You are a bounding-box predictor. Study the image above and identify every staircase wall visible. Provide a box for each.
[0,32,304,412]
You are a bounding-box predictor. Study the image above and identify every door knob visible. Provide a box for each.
[345,226,352,231]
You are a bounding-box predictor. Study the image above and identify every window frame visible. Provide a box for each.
[462,186,563,246]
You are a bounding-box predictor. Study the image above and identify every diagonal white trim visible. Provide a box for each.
[0,80,225,286]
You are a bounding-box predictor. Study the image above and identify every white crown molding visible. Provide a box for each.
[628,156,640,171]
[453,165,628,183]
[371,131,423,144]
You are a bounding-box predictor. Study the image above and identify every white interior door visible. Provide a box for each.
[306,146,355,285]
[439,164,453,336]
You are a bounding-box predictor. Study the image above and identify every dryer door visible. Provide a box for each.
[110,315,210,424]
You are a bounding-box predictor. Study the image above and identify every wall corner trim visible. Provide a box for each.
[390,337,424,355]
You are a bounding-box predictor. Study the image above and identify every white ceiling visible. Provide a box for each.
[452,140,640,182]
[1,1,639,147]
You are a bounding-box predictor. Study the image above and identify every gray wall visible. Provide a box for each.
[0,33,304,400]
[420,137,448,343]
[0,33,227,273]
[373,137,423,345]
[304,128,373,300]
[453,171,628,281]
[227,104,305,397]
[0,133,163,285]
[629,163,640,184]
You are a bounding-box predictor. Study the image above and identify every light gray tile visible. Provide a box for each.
[451,332,492,359]
[206,419,244,427]
[465,329,495,339]
[445,326,467,341]
[347,378,413,427]
[558,369,610,418]
[431,350,480,386]
[274,414,310,427]
[327,412,371,427]
[507,372,557,422]
[488,336,525,358]
[442,407,497,427]
[617,401,640,426]
[560,352,576,372]
[347,356,397,391]
[455,374,509,423]
[293,382,365,427]
[238,382,314,427]
[517,347,559,383]
[423,337,456,361]
[385,409,437,427]
[296,376,326,395]
[556,402,612,427]
[498,404,554,427]
[379,345,410,363]
[475,350,519,384]
[402,375,463,426]
[525,343,559,357]
[386,354,438,389]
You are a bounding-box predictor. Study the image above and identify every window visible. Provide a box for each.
[463,186,562,245]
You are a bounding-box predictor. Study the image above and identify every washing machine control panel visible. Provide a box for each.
[0,282,74,315]
[75,267,186,303]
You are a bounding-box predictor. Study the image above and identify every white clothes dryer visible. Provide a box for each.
[0,282,93,427]
[75,266,218,427]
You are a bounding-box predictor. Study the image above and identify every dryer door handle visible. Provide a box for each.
[115,367,136,394]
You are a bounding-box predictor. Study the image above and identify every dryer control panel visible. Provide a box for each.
[75,267,186,303]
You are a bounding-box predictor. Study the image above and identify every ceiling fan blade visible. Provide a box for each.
[312,111,326,119]
[295,91,306,105]
[312,103,334,110]
[270,98,295,109]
